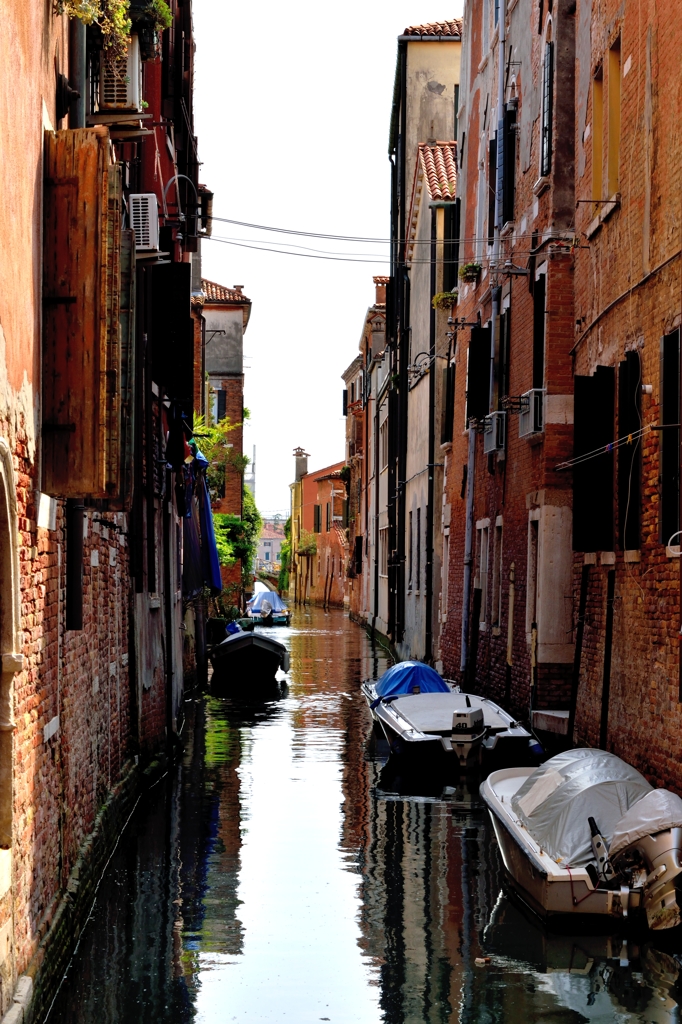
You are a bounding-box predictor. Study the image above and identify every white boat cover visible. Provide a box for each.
[610,789,682,859]
[510,749,652,867]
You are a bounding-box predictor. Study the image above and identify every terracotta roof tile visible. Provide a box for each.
[418,142,457,201]
[202,279,252,305]
[403,19,462,38]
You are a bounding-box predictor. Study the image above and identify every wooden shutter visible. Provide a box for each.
[660,330,680,544]
[149,262,194,411]
[43,127,122,498]
[618,350,641,549]
[466,326,490,424]
[573,366,615,551]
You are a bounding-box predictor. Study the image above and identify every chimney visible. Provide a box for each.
[373,275,389,306]
[293,446,310,481]
[233,285,243,294]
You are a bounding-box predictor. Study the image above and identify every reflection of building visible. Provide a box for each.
[289,451,348,607]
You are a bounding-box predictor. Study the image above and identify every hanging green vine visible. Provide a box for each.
[57,1,132,61]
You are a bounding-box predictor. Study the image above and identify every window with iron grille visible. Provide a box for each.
[541,41,554,177]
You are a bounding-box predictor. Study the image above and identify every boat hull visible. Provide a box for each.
[209,632,289,692]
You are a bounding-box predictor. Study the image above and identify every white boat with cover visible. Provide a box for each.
[362,661,540,768]
[481,748,682,930]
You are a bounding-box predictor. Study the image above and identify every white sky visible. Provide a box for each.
[193,0,464,519]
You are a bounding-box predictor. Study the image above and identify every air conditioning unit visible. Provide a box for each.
[129,194,159,251]
[99,35,142,111]
[483,411,506,455]
[518,388,544,438]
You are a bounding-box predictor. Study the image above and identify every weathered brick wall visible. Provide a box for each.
[570,0,682,788]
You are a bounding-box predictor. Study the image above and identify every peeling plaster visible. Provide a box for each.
[0,321,38,465]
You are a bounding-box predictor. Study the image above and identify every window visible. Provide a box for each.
[661,330,680,545]
[592,68,604,203]
[607,39,621,196]
[487,135,497,245]
[379,528,389,577]
[476,522,489,627]
[350,382,355,403]
[492,519,503,628]
[342,389,348,416]
[325,502,331,532]
[526,516,539,635]
[265,551,270,561]
[380,418,389,469]
[618,350,641,550]
[264,541,271,547]
[498,306,511,406]
[441,362,456,444]
[354,534,363,574]
[541,39,554,177]
[503,103,516,224]
[533,273,546,390]
[466,325,491,423]
[313,504,321,533]
[213,388,226,422]
[416,507,421,591]
[408,510,413,590]
[442,531,449,620]
[443,199,460,292]
[573,366,615,551]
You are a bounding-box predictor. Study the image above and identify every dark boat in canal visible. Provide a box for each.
[363,661,542,769]
[209,627,290,691]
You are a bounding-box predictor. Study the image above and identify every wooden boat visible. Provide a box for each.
[209,628,290,690]
[362,661,540,768]
[481,748,682,930]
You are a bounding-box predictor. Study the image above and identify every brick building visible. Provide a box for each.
[0,2,240,1018]
[289,452,348,609]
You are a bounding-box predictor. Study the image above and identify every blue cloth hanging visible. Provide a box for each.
[199,474,223,593]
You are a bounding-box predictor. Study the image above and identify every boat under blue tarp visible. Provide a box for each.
[375,661,450,697]
[248,590,288,614]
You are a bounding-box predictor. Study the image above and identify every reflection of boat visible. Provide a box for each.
[483,890,682,1021]
[246,590,290,625]
[362,661,540,768]
[482,748,682,930]
[376,758,482,808]
[209,628,290,691]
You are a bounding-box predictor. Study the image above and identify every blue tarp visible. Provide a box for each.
[375,661,450,697]
[248,590,288,614]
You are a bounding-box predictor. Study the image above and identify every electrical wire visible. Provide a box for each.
[554,424,652,472]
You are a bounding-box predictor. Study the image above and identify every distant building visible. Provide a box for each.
[257,520,285,568]
[289,451,348,608]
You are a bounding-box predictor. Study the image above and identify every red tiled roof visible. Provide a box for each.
[373,276,390,284]
[418,142,457,201]
[403,19,462,38]
[202,279,251,304]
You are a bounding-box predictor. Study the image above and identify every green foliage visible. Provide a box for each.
[459,262,482,281]
[193,413,248,504]
[432,290,458,310]
[278,517,291,594]
[298,529,317,556]
[212,486,262,589]
[57,0,132,60]
[145,0,171,29]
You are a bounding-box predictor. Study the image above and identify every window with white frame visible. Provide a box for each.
[541,25,554,177]
[526,513,539,636]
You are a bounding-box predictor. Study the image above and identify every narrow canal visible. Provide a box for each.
[48,608,682,1023]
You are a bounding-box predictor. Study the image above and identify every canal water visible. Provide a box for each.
[48,608,682,1023]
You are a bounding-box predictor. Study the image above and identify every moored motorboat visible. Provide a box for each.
[246,589,291,625]
[481,748,682,930]
[209,626,290,692]
[362,661,540,768]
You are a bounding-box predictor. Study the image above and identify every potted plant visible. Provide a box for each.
[459,262,482,283]
[129,0,172,60]
[431,290,459,311]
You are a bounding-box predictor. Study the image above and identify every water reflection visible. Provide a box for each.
[48,608,682,1024]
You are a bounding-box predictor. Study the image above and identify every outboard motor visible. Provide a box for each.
[451,697,486,768]
[613,829,682,931]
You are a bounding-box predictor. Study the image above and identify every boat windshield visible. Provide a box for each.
[510,749,652,867]
[375,661,450,697]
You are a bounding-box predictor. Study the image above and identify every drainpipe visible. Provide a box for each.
[425,207,437,662]
[489,2,506,410]
[68,18,87,128]
[568,564,590,743]
[460,425,476,672]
